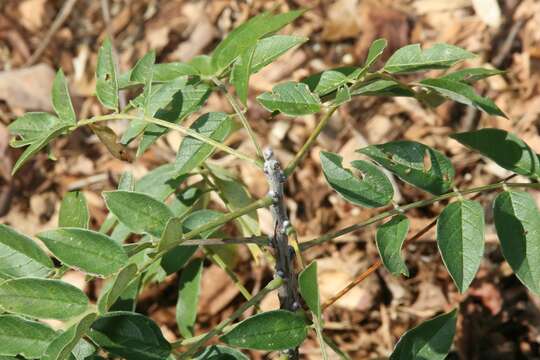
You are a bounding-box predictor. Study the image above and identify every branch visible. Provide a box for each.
[264,147,301,359]
[300,181,540,251]
[76,113,264,169]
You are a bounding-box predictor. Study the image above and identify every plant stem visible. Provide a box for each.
[75,113,264,169]
[212,77,264,159]
[284,105,338,177]
[301,181,540,250]
[178,277,283,358]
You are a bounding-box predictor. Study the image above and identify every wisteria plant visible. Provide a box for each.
[1,8,539,360]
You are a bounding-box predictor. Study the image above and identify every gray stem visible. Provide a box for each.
[263,148,301,359]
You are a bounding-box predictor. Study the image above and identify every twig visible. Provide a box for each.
[284,105,338,177]
[25,0,78,66]
[300,180,539,250]
[320,175,518,311]
[264,147,301,359]
[212,77,264,159]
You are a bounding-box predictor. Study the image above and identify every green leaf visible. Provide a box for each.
[451,128,539,178]
[437,200,485,292]
[158,217,184,252]
[160,210,222,275]
[220,310,308,351]
[97,263,138,313]
[0,315,57,359]
[0,278,88,320]
[130,51,156,83]
[250,35,307,73]
[71,339,96,360]
[194,345,249,360]
[11,123,71,175]
[493,190,540,295]
[363,38,387,70]
[90,311,171,360]
[257,81,321,116]
[96,38,119,111]
[0,224,53,279]
[152,62,199,81]
[42,313,98,360]
[8,112,62,148]
[137,82,212,156]
[175,112,233,174]
[176,258,204,338]
[52,70,76,124]
[332,86,351,106]
[384,43,475,73]
[135,164,187,200]
[298,261,321,319]
[211,10,303,72]
[303,67,360,97]
[390,309,457,360]
[320,151,393,208]
[358,141,455,195]
[209,165,260,237]
[351,79,414,97]
[420,78,506,117]
[440,67,504,83]
[104,190,174,238]
[376,215,410,276]
[37,228,128,277]
[189,55,215,76]
[231,46,255,105]
[59,191,89,228]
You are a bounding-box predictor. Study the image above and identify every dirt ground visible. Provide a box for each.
[1,0,540,359]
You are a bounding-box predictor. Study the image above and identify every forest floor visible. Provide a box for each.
[1,0,540,359]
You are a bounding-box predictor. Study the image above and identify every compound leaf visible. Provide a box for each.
[320,151,393,208]
[37,228,128,277]
[358,141,455,195]
[494,190,540,295]
[390,309,457,360]
[451,128,540,178]
[437,200,485,292]
[384,43,474,73]
[0,278,88,320]
[257,81,321,116]
[220,310,308,351]
[376,215,410,277]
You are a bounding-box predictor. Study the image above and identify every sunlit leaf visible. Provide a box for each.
[59,191,89,229]
[52,69,76,124]
[0,315,57,359]
[96,38,118,111]
[257,81,321,116]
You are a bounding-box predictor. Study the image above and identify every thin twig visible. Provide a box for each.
[25,0,78,66]
[212,77,264,159]
[320,175,518,311]
[75,113,264,169]
[300,181,539,250]
[284,105,338,177]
